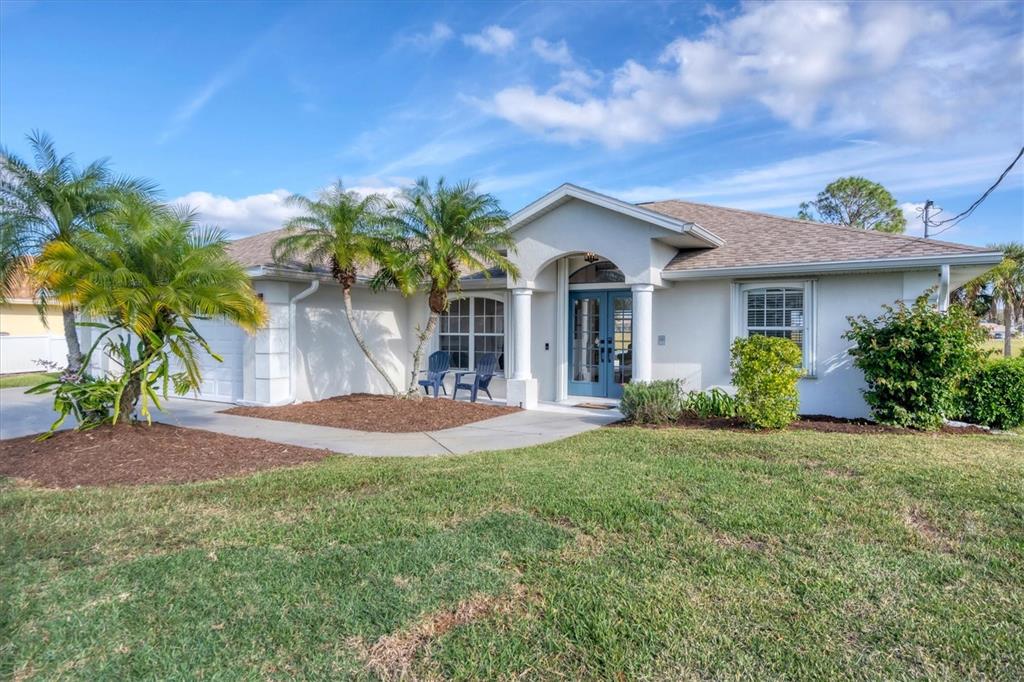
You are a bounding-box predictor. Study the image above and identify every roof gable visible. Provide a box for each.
[510,183,724,248]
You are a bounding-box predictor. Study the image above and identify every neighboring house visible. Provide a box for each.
[0,260,69,375]
[0,263,64,337]
[127,184,1002,417]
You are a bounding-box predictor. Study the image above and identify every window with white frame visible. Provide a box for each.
[735,282,815,374]
[438,297,505,371]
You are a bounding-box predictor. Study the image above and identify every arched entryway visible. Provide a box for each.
[567,258,632,399]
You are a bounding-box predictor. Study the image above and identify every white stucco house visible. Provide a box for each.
[163,184,1003,418]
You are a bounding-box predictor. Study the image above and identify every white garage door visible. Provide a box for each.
[183,319,245,403]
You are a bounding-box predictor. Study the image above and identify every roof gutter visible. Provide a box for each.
[660,251,1005,280]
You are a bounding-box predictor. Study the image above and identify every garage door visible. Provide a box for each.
[182,319,245,403]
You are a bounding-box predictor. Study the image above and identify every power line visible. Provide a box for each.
[926,145,1024,238]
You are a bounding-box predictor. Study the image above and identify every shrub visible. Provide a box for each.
[681,387,738,418]
[27,368,121,434]
[730,335,803,429]
[844,294,984,430]
[959,357,1024,429]
[620,380,682,424]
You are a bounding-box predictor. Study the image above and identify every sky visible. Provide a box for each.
[1,0,1022,246]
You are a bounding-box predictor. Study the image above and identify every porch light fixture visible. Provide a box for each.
[583,251,600,263]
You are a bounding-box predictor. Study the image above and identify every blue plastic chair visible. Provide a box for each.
[452,353,499,403]
[417,351,451,397]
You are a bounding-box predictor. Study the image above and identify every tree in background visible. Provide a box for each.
[798,176,906,233]
[959,242,1024,357]
[0,131,157,370]
[32,199,266,425]
[372,177,519,397]
[272,183,402,395]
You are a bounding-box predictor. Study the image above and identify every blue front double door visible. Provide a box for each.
[568,290,633,399]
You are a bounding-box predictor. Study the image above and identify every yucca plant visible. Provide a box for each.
[32,199,265,425]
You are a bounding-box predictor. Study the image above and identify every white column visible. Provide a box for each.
[512,288,533,379]
[632,284,654,383]
[507,287,538,408]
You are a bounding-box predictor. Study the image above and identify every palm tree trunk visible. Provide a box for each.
[341,285,401,395]
[406,312,439,398]
[1004,300,1014,358]
[61,305,83,373]
[117,373,141,424]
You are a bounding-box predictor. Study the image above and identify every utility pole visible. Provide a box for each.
[923,200,933,239]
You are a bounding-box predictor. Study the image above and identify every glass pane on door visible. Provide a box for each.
[571,297,601,383]
[611,295,632,387]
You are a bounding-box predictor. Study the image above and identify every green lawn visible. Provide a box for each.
[3,427,1022,679]
[982,337,1022,358]
[0,372,57,389]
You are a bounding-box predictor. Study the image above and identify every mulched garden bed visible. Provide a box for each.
[617,413,991,435]
[0,424,334,488]
[222,393,521,433]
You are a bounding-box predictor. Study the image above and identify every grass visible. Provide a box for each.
[2,427,1022,679]
[0,372,57,389]
[981,337,1022,358]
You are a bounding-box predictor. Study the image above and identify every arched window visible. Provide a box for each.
[569,260,625,284]
[438,297,505,371]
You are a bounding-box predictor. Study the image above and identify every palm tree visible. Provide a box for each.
[987,243,1023,357]
[33,199,266,422]
[272,183,402,395]
[0,131,157,371]
[0,220,28,304]
[959,242,1024,357]
[373,177,519,396]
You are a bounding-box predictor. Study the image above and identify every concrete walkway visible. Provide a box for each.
[0,387,620,456]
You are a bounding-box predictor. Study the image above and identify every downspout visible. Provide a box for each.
[287,280,320,403]
[938,264,950,312]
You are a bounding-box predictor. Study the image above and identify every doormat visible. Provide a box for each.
[575,402,618,410]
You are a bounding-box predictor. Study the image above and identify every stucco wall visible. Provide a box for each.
[0,303,64,336]
[292,283,411,402]
[651,271,914,418]
[512,199,674,286]
[530,290,558,402]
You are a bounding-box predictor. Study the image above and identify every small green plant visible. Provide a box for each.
[27,368,121,433]
[731,335,803,429]
[681,387,737,418]
[958,357,1024,429]
[620,380,682,424]
[844,294,985,430]
[27,321,222,438]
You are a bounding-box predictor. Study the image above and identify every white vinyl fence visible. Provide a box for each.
[0,335,68,375]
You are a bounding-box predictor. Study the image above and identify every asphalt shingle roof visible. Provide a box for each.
[227,198,993,278]
[640,199,990,272]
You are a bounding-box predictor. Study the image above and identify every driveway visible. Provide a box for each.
[0,389,620,456]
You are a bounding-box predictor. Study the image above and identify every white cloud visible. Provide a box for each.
[607,142,1018,221]
[463,25,516,55]
[483,1,1021,146]
[173,184,410,238]
[531,37,572,66]
[400,22,454,50]
[173,189,301,237]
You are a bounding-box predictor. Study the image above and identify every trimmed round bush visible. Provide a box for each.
[959,357,1024,429]
[730,335,803,429]
[620,380,682,424]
